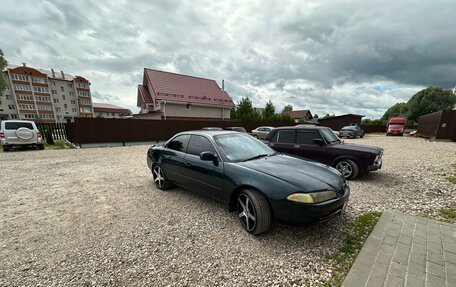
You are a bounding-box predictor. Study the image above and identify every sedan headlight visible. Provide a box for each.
[287,190,338,204]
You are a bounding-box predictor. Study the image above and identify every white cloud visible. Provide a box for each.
[1,0,455,117]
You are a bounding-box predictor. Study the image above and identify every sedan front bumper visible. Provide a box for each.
[367,159,382,172]
[273,187,350,226]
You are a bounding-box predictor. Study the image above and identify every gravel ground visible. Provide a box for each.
[0,135,455,286]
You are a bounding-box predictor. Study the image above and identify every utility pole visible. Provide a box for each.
[221,79,225,120]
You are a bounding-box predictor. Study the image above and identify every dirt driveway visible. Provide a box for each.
[0,135,454,286]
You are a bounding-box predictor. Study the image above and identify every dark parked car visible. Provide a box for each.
[265,126,383,179]
[147,131,350,234]
[225,127,247,133]
[339,125,364,138]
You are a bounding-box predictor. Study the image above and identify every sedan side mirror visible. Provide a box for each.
[312,138,324,145]
[200,151,219,165]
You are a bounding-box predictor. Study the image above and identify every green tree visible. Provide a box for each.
[282,104,293,113]
[380,102,408,121]
[236,97,257,121]
[313,114,319,119]
[0,49,8,104]
[406,87,456,122]
[263,100,275,120]
[230,108,237,120]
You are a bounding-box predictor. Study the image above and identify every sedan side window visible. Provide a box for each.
[187,135,216,156]
[167,135,190,152]
[273,130,295,143]
[296,131,321,145]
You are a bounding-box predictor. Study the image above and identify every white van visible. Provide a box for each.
[0,120,44,152]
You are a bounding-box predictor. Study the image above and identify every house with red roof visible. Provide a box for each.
[136,68,234,120]
[282,110,313,123]
[93,103,132,118]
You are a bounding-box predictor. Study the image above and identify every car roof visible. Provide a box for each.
[272,125,330,131]
[176,130,240,137]
[1,120,34,124]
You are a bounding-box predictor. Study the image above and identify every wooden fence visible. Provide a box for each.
[66,118,294,145]
[418,110,456,140]
[64,118,398,145]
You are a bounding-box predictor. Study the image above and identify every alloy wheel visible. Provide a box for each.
[153,165,165,188]
[336,161,353,178]
[237,194,256,232]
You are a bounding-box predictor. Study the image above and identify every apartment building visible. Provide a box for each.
[0,63,94,123]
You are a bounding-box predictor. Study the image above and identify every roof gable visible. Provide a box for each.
[282,110,312,119]
[144,68,234,108]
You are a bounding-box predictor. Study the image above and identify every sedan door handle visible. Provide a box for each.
[184,161,192,167]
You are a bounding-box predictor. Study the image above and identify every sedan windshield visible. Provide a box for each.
[321,129,340,143]
[214,133,275,161]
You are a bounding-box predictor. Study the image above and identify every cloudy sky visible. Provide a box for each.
[1,0,456,118]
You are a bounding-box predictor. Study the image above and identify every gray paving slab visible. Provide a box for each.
[342,211,456,287]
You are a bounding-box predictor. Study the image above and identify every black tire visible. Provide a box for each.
[2,145,11,152]
[253,134,259,139]
[237,189,271,234]
[38,144,44,150]
[152,164,172,190]
[335,159,360,180]
[360,135,364,138]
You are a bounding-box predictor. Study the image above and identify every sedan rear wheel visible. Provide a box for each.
[335,159,359,180]
[152,164,171,190]
[237,189,271,234]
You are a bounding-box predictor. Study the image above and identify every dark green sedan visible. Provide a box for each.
[147,130,350,234]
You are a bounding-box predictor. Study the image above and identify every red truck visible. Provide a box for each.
[386,117,406,136]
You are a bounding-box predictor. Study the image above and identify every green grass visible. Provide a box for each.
[322,211,382,287]
[440,208,456,220]
[447,163,456,184]
[44,140,66,149]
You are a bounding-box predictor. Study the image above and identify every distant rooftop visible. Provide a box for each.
[93,102,132,115]
[5,64,80,81]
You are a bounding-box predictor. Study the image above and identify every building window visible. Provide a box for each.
[70,100,76,104]
[36,96,51,102]
[80,107,91,113]
[76,82,89,89]
[14,84,31,91]
[10,114,18,119]
[17,94,34,101]
[8,104,15,110]
[53,99,59,103]
[64,104,67,109]
[5,95,13,100]
[61,86,64,92]
[62,95,66,100]
[18,104,36,110]
[51,81,56,86]
[55,107,61,112]
[68,83,73,88]
[33,86,49,93]
[31,77,47,84]
[78,91,90,97]
[72,108,77,113]
[11,74,29,81]
[69,92,75,97]
[52,90,57,95]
